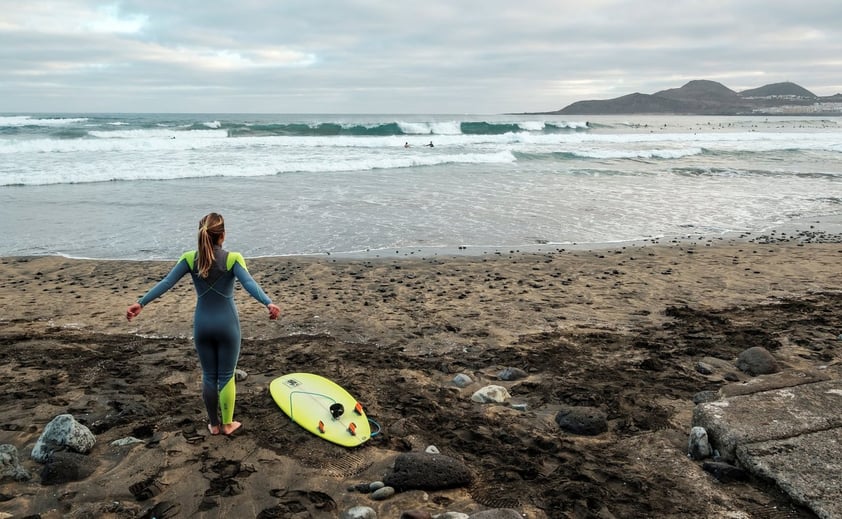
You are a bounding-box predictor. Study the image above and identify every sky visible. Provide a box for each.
[1,0,841,114]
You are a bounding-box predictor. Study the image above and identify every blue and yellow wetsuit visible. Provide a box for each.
[138,246,272,427]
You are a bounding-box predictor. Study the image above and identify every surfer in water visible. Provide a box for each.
[126,212,280,436]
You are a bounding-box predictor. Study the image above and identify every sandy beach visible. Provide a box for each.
[2,237,841,518]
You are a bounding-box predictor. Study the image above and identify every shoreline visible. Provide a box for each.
[18,212,842,263]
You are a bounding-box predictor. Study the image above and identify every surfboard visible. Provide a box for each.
[269,373,371,447]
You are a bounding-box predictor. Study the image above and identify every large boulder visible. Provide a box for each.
[31,414,96,463]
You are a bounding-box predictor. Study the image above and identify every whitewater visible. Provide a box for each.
[2,113,841,259]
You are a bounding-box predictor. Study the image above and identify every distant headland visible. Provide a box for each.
[531,80,842,116]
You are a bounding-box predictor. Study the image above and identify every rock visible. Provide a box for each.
[31,414,96,463]
[40,451,97,485]
[702,460,748,483]
[467,509,523,518]
[736,346,780,376]
[724,371,742,382]
[340,505,377,519]
[694,361,715,375]
[425,445,440,454]
[554,405,607,436]
[383,452,472,491]
[111,437,143,447]
[0,444,31,481]
[692,390,718,404]
[234,368,248,381]
[369,481,385,491]
[435,513,470,519]
[497,367,528,381]
[401,511,433,519]
[370,486,395,500]
[688,426,711,460]
[471,385,511,404]
[452,374,473,388]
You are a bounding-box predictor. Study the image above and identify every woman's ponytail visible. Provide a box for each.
[197,213,225,278]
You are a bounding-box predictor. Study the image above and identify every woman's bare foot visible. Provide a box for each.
[208,423,220,435]
[220,421,242,436]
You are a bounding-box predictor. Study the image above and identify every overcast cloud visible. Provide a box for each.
[1,0,840,114]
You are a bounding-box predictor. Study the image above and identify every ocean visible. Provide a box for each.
[2,113,841,260]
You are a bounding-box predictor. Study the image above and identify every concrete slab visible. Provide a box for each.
[693,378,842,462]
[693,377,842,518]
[737,427,842,519]
[718,369,830,398]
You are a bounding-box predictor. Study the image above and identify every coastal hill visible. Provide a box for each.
[542,80,842,115]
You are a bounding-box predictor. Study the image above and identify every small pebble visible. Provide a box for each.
[370,486,395,500]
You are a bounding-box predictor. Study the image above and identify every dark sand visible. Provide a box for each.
[2,238,841,518]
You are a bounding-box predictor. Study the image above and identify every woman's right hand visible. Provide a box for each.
[126,303,142,321]
[268,303,280,320]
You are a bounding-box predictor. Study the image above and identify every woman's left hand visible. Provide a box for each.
[268,303,281,320]
[126,303,142,321]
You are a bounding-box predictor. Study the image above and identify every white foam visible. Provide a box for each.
[0,115,89,126]
[568,147,704,160]
[397,120,463,135]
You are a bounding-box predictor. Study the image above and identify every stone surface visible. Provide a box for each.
[693,378,842,461]
[737,428,842,519]
[694,377,842,519]
[31,414,96,463]
[736,346,780,376]
[0,444,30,481]
[688,426,711,460]
[340,506,377,519]
[383,452,472,491]
[470,385,511,404]
[555,405,608,436]
[497,367,528,381]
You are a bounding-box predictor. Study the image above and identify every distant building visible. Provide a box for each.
[755,102,842,114]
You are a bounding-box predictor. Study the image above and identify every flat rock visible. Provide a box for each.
[737,427,842,519]
[693,378,842,461]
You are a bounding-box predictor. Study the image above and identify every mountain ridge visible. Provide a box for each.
[538,80,841,115]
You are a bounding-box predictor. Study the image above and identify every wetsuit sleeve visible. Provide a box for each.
[138,257,191,307]
[231,260,272,306]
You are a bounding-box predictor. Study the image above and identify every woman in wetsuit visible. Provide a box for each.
[126,212,280,436]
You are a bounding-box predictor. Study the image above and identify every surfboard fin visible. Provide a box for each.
[348,422,357,436]
[354,402,363,415]
[318,420,326,434]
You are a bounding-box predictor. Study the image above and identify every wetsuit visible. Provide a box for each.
[138,246,272,426]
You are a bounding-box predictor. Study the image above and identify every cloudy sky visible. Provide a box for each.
[2,0,840,114]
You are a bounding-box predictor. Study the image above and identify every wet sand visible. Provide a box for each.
[2,238,842,518]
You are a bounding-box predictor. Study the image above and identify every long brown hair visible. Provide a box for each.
[197,212,225,278]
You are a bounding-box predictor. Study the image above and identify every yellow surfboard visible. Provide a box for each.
[269,373,371,447]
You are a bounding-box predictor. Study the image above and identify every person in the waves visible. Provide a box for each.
[126,212,280,436]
